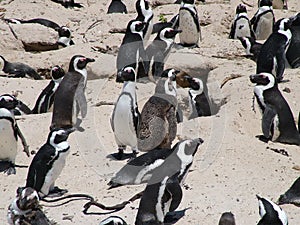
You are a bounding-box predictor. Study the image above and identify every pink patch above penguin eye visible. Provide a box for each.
[79,58,86,62]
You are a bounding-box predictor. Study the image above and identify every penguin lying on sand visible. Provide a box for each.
[256,195,288,225]
[238,36,262,61]
[0,55,42,80]
[25,128,75,197]
[7,187,52,225]
[250,73,300,146]
[278,177,300,206]
[50,0,83,8]
[0,94,31,115]
[107,0,127,14]
[32,65,65,114]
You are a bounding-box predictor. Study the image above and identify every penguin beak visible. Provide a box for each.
[116,71,124,83]
[65,127,76,135]
[86,58,95,63]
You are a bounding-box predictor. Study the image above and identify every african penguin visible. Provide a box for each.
[144,28,181,80]
[256,18,293,82]
[218,212,236,225]
[250,73,300,145]
[178,0,201,47]
[107,0,127,14]
[278,177,300,206]
[99,216,127,225]
[286,13,300,68]
[56,26,75,48]
[116,20,146,73]
[7,187,51,225]
[258,0,288,9]
[135,138,203,225]
[250,0,274,40]
[111,67,140,160]
[50,55,95,130]
[50,0,83,8]
[135,0,153,45]
[256,195,288,225]
[229,4,255,39]
[4,17,60,30]
[0,55,42,80]
[238,36,262,61]
[138,69,178,151]
[0,94,31,115]
[25,127,75,197]
[32,65,65,114]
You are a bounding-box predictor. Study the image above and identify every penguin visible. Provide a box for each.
[256,18,293,82]
[218,212,236,225]
[56,26,75,48]
[0,94,32,115]
[135,138,203,225]
[250,0,274,40]
[116,20,146,73]
[32,65,65,114]
[4,17,60,30]
[7,187,51,225]
[138,69,178,151]
[238,36,262,61]
[144,28,181,80]
[50,55,95,130]
[50,0,83,8]
[111,67,140,160]
[278,177,300,206]
[183,76,211,119]
[256,195,288,225]
[107,0,127,14]
[0,97,29,175]
[99,216,127,225]
[229,4,255,39]
[135,0,154,44]
[249,73,300,145]
[286,13,300,68]
[25,127,75,197]
[178,0,201,47]
[0,55,42,80]
[258,0,288,9]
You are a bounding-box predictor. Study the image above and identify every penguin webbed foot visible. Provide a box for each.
[164,208,190,224]
[0,161,16,175]
[47,186,68,197]
[256,135,270,143]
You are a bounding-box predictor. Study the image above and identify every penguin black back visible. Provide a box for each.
[286,13,300,68]
[107,0,127,14]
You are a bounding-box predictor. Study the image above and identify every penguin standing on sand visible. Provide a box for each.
[178,0,201,47]
[256,195,288,225]
[135,138,203,225]
[258,0,288,9]
[238,37,262,61]
[51,55,95,130]
[256,18,292,82]
[111,67,140,160]
[218,212,236,225]
[136,0,153,44]
[107,0,127,14]
[278,177,300,206]
[250,0,274,40]
[32,65,65,114]
[0,94,31,115]
[144,27,181,80]
[138,69,178,151]
[286,13,300,68]
[229,4,254,39]
[0,55,42,80]
[250,73,300,145]
[25,127,75,197]
[0,97,29,175]
[116,20,146,73]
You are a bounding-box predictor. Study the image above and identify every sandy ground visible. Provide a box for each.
[0,0,300,224]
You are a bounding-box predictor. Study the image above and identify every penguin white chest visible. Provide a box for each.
[255,13,273,40]
[179,9,199,45]
[235,18,251,38]
[112,94,137,147]
[0,117,17,162]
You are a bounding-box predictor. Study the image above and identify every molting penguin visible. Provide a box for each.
[135,138,203,225]
[256,18,292,82]
[51,55,95,130]
[218,212,236,225]
[99,216,127,225]
[256,195,288,225]
[7,187,51,225]
[178,0,201,47]
[250,73,300,145]
[238,36,262,61]
[229,4,255,39]
[136,0,153,45]
[107,0,127,14]
[32,65,65,114]
[116,20,146,73]
[278,177,300,206]
[111,67,140,160]
[0,55,42,80]
[25,127,75,197]
[50,0,83,8]
[144,28,181,80]
[138,69,178,151]
[286,13,300,68]
[0,94,31,115]
[250,0,274,40]
[0,97,29,175]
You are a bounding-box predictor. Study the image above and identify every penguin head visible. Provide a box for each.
[257,195,288,225]
[136,0,152,18]
[128,20,146,35]
[177,138,203,158]
[160,27,182,40]
[161,68,180,81]
[56,26,72,38]
[274,18,293,32]
[250,73,276,88]
[116,66,136,83]
[290,13,300,26]
[182,0,195,4]
[236,4,247,14]
[218,212,236,225]
[185,76,203,91]
[16,187,39,211]
[51,65,65,80]
[0,94,19,110]
[259,0,272,7]
[69,55,95,72]
[99,216,127,225]
[48,127,75,147]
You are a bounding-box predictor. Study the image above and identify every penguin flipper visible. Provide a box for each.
[275,49,286,82]
[262,106,277,139]
[229,23,235,39]
[166,177,182,212]
[75,83,87,118]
